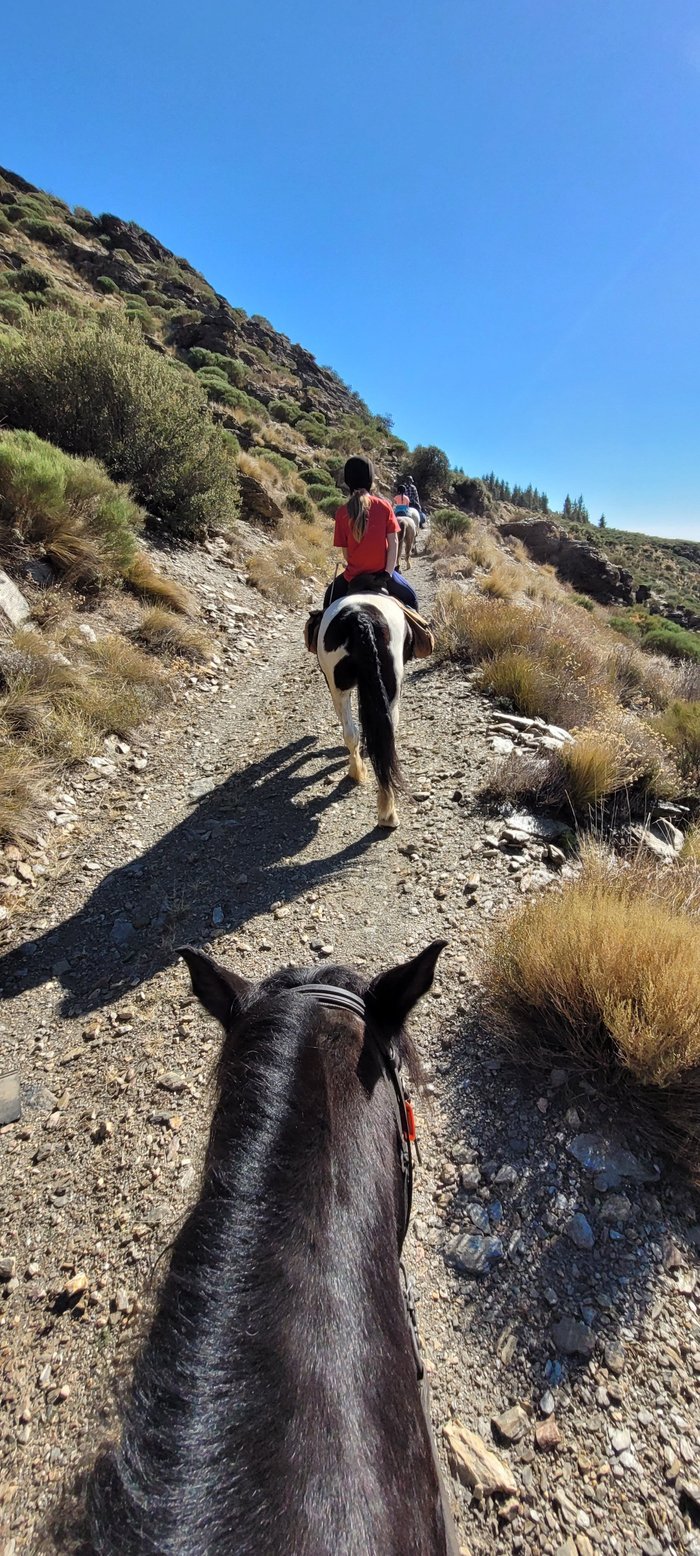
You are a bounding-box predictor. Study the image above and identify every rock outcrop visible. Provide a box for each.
[496,516,634,604]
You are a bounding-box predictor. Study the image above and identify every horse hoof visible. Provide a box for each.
[377,809,399,829]
[349,759,367,784]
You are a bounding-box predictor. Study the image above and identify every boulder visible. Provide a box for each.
[495,518,634,604]
[238,471,283,528]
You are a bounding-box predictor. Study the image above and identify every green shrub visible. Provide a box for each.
[18,217,66,245]
[0,211,11,233]
[0,295,27,325]
[642,624,700,663]
[306,482,341,505]
[10,264,53,295]
[286,491,316,522]
[0,428,142,583]
[187,348,246,387]
[269,398,301,424]
[296,417,327,447]
[410,444,450,497]
[0,312,239,539]
[573,594,595,611]
[317,492,342,517]
[300,465,334,487]
[96,275,120,294]
[432,507,472,540]
[221,430,240,456]
[452,476,490,515]
[255,449,296,477]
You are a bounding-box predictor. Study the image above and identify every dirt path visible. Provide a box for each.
[1,548,698,1556]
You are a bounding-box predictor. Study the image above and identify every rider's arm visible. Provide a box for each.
[386,532,399,575]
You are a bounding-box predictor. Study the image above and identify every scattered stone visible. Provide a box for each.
[111,916,136,949]
[61,1272,88,1301]
[156,1071,188,1093]
[0,567,30,628]
[552,1316,595,1357]
[0,1257,17,1281]
[568,1133,657,1190]
[443,1422,518,1497]
[491,737,514,755]
[611,1427,631,1454]
[460,1164,482,1192]
[600,1194,632,1225]
[445,1232,504,1276]
[493,1164,518,1187]
[0,1069,21,1127]
[535,1417,562,1451]
[564,1212,595,1251]
[553,1535,578,1556]
[539,1389,555,1416]
[604,1341,625,1376]
[491,1405,529,1444]
[77,623,97,643]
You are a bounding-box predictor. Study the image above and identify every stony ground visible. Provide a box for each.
[1,545,698,1556]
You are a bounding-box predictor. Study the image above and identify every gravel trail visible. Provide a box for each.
[1,548,698,1556]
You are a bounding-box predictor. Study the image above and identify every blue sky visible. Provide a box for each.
[3,0,699,540]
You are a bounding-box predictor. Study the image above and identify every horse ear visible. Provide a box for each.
[179,946,251,1027]
[367,940,447,1030]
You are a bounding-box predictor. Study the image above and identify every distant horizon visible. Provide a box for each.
[2,0,699,547]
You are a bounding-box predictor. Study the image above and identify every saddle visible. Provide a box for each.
[304,587,435,660]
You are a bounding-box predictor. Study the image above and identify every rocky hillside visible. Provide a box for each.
[0,164,407,507]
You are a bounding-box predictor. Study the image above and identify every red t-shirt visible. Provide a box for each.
[334,497,400,581]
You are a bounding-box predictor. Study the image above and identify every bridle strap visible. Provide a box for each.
[295,983,414,1247]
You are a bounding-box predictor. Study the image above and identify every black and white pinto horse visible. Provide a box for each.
[317,593,413,829]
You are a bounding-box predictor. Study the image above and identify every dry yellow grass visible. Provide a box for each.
[479,648,555,717]
[0,745,50,841]
[125,553,193,614]
[485,845,700,1176]
[247,550,303,607]
[681,825,700,862]
[135,608,212,662]
[479,563,523,600]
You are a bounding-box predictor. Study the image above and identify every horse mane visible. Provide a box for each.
[85,961,436,1556]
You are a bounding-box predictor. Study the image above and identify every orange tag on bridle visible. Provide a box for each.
[404,1099,417,1143]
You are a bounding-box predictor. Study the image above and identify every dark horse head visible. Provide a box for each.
[85,940,456,1556]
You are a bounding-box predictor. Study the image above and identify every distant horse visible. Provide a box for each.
[86,940,458,1556]
[397,507,420,571]
[316,592,413,828]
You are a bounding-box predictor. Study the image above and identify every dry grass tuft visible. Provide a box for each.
[0,745,50,841]
[125,553,193,614]
[681,825,700,862]
[484,846,700,1177]
[479,648,555,718]
[247,551,303,607]
[135,608,212,663]
[479,563,523,601]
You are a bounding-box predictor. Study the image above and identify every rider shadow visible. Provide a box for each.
[0,735,386,1017]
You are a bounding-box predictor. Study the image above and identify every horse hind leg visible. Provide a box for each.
[335,686,366,783]
[377,783,399,828]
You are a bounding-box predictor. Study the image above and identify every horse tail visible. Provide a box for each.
[348,609,401,793]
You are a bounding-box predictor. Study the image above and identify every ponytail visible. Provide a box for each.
[347,488,371,542]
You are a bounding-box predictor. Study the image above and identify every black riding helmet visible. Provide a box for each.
[344,456,374,493]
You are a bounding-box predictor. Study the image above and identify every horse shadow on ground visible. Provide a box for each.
[0,735,388,1018]
[427,1010,699,1401]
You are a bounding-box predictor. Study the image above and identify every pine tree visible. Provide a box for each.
[599,514,607,529]
[562,494,573,520]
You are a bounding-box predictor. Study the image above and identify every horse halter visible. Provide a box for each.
[295,982,416,1248]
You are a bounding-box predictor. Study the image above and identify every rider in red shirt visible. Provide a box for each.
[323,457,418,610]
